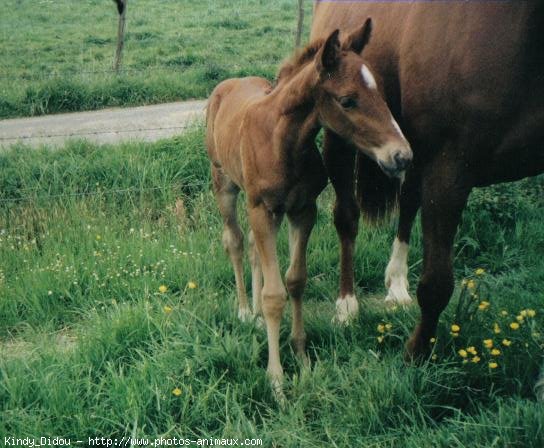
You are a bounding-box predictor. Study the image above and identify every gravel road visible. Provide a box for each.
[0,100,207,148]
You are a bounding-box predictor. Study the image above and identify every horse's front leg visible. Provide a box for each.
[323,131,360,324]
[406,158,471,359]
[385,168,421,305]
[248,203,286,394]
[285,202,317,362]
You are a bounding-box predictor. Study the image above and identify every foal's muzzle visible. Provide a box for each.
[378,149,413,179]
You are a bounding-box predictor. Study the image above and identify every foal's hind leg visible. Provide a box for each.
[285,203,317,361]
[385,169,421,305]
[323,131,359,324]
[211,166,251,321]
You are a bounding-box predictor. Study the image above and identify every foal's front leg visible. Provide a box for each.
[248,203,286,391]
[285,203,317,362]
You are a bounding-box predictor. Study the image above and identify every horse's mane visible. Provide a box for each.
[270,37,326,91]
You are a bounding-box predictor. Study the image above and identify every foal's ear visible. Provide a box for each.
[346,18,373,54]
[316,29,341,75]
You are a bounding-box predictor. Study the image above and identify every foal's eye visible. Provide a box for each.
[338,97,357,110]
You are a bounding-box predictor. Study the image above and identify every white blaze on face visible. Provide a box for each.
[361,64,377,90]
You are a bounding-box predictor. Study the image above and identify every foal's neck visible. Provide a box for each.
[268,64,320,159]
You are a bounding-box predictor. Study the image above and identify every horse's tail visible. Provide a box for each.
[356,153,401,223]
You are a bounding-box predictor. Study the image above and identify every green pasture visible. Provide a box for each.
[0,129,542,445]
[0,0,312,119]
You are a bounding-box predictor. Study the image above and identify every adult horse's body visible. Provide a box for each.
[312,1,544,356]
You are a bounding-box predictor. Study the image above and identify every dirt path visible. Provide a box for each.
[0,100,207,148]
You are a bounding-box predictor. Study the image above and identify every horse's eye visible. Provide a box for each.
[339,97,357,109]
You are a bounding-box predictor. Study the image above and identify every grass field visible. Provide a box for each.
[0,0,312,119]
[0,129,543,445]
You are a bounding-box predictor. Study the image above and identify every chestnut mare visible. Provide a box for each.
[206,22,411,391]
[312,1,544,357]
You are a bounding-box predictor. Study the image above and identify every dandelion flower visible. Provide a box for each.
[377,336,384,343]
[502,339,512,347]
[467,346,477,355]
[385,323,393,331]
[491,348,501,356]
[159,285,168,293]
[430,337,436,344]
[377,324,386,333]
[516,315,524,323]
[472,356,481,363]
[431,354,438,361]
[467,280,476,289]
[163,305,173,314]
[493,323,501,334]
[520,310,528,317]
[478,301,490,311]
[475,268,486,276]
[500,310,508,317]
[527,309,536,318]
[451,332,459,338]
[458,349,468,358]
[510,322,520,330]
[187,281,197,289]
[172,387,182,396]
[489,362,498,369]
[451,324,461,333]
[483,339,493,349]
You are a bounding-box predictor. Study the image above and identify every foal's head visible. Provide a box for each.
[312,20,412,178]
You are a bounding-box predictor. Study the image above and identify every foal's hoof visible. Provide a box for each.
[291,335,309,366]
[384,288,413,306]
[268,372,286,407]
[332,295,359,325]
[238,307,252,322]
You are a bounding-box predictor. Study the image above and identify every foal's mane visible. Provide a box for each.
[270,37,326,91]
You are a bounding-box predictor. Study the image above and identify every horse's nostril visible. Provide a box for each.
[394,151,411,170]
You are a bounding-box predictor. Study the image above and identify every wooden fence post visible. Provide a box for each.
[295,0,304,47]
[113,0,128,72]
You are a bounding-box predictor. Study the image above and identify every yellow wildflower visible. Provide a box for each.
[489,362,499,369]
[377,336,384,343]
[527,309,536,318]
[475,268,486,276]
[163,305,173,314]
[520,310,528,317]
[451,332,459,338]
[187,281,197,289]
[502,339,512,347]
[159,285,168,293]
[96,235,101,240]
[430,337,436,344]
[510,322,520,330]
[483,339,493,349]
[172,387,182,396]
[472,356,481,363]
[467,280,476,289]
[516,315,524,323]
[451,324,461,333]
[491,348,501,356]
[467,346,477,355]
[500,310,508,317]
[493,323,501,334]
[377,324,386,333]
[385,323,393,331]
[478,301,490,311]
[458,349,468,358]
[431,354,438,361]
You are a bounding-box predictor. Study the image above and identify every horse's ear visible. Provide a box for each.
[347,18,373,54]
[316,29,341,74]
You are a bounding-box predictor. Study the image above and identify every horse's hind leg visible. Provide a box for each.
[211,166,251,321]
[323,131,359,324]
[406,158,471,359]
[285,203,317,362]
[385,169,421,305]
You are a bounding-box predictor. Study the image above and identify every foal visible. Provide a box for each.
[206,20,412,389]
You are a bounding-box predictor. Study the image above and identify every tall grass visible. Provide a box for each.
[0,0,312,118]
[0,129,543,444]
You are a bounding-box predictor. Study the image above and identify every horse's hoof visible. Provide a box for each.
[404,333,432,363]
[332,295,359,325]
[238,307,252,322]
[384,278,413,306]
[268,371,286,407]
[385,291,413,306]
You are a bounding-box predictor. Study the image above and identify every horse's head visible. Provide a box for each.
[314,20,412,178]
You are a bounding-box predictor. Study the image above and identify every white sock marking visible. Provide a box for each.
[333,294,359,325]
[385,238,413,305]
